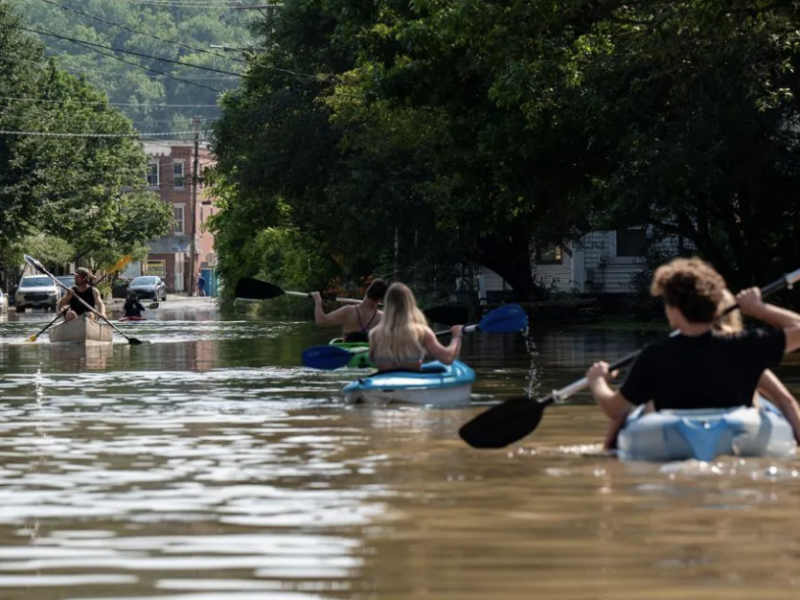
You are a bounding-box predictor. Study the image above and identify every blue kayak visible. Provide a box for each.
[341,360,476,406]
[617,399,797,462]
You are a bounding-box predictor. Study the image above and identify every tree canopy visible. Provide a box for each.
[211,0,800,299]
[0,1,172,271]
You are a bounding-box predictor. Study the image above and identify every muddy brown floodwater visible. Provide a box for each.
[1,305,800,600]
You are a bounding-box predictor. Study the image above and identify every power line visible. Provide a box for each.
[0,129,198,138]
[0,96,219,108]
[22,27,241,79]
[32,0,319,82]
[36,0,249,67]
[19,27,223,93]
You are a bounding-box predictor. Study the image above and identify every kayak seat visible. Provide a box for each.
[363,364,448,379]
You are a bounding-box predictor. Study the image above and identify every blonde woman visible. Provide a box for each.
[602,288,800,449]
[368,283,464,372]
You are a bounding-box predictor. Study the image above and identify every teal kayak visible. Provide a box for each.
[342,360,476,406]
[617,399,797,462]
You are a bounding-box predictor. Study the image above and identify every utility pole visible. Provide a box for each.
[189,116,201,296]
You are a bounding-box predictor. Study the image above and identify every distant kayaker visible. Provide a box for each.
[311,279,388,342]
[586,257,800,446]
[123,291,146,320]
[368,282,463,372]
[57,267,106,322]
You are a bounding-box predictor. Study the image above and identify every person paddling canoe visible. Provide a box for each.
[587,257,800,447]
[311,279,388,342]
[57,267,107,322]
[368,282,463,372]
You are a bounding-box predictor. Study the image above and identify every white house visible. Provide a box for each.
[481,227,683,297]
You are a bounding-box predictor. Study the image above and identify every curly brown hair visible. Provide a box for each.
[650,257,727,323]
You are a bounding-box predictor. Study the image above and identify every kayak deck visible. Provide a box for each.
[342,360,476,406]
[617,400,797,462]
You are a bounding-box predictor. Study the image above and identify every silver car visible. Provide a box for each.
[15,275,59,313]
[0,289,7,312]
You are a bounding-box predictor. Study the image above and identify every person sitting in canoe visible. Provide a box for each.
[311,279,388,343]
[600,287,800,448]
[57,267,107,322]
[122,291,146,321]
[586,257,800,447]
[368,282,463,372]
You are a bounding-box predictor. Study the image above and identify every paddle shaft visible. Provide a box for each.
[540,267,800,407]
[26,310,66,342]
[25,256,141,345]
[285,290,368,305]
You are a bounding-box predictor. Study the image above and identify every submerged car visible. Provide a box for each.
[128,276,167,301]
[15,275,59,312]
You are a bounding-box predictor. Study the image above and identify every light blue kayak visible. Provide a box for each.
[617,399,797,462]
[342,360,476,406]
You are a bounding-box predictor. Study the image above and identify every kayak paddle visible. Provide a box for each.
[94,255,132,286]
[24,255,144,346]
[25,309,67,343]
[458,267,800,449]
[234,276,469,325]
[302,303,528,369]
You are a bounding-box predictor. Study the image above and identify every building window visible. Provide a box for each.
[174,204,185,235]
[174,161,185,188]
[146,161,159,187]
[537,245,563,265]
[615,228,648,257]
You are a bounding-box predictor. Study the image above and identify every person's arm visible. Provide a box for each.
[738,287,800,353]
[310,292,349,327]
[757,369,800,444]
[586,362,632,420]
[422,326,463,365]
[57,289,72,311]
[94,288,106,317]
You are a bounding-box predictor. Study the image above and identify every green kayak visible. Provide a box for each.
[329,338,373,369]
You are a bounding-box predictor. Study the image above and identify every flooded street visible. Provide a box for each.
[2,303,800,599]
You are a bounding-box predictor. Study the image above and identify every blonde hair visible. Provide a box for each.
[368,283,427,363]
[715,288,743,333]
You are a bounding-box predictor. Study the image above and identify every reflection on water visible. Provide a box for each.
[1,308,800,599]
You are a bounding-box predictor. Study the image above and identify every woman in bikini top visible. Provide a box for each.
[368,282,463,372]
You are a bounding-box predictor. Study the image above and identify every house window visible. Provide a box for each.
[174,204,185,235]
[616,228,648,257]
[537,245,563,265]
[174,161,185,188]
[146,161,159,187]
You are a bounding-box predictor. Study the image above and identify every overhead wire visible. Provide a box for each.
[31,0,322,81]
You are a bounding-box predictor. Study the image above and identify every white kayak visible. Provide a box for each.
[341,360,476,406]
[49,314,113,344]
[617,399,797,462]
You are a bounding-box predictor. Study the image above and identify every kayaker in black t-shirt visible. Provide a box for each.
[585,257,800,444]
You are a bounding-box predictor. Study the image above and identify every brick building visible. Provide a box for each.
[125,141,217,293]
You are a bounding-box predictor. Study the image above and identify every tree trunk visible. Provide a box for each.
[471,222,540,300]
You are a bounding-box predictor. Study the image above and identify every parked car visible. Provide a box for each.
[15,275,59,312]
[0,289,7,312]
[128,276,167,301]
[54,275,75,300]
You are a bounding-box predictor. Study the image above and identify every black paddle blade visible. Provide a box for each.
[458,397,547,449]
[424,305,469,326]
[235,277,285,300]
[128,338,144,345]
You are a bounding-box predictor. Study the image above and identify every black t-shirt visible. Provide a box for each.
[619,328,787,410]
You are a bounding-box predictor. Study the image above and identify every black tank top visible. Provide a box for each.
[69,286,96,315]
